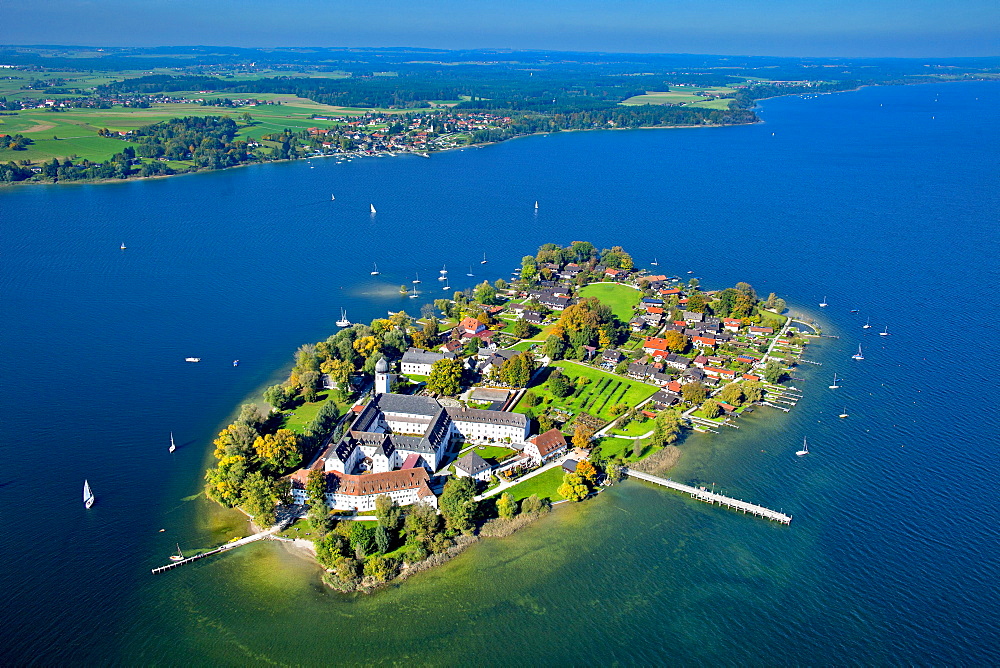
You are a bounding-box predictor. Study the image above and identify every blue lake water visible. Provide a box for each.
[1,81,998,665]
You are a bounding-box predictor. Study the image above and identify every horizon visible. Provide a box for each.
[3,0,998,59]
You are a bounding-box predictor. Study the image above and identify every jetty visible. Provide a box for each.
[625,469,792,525]
[151,517,293,574]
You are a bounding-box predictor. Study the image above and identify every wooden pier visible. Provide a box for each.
[625,469,792,525]
[151,518,293,574]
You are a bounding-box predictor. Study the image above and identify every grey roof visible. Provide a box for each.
[374,392,442,418]
[401,347,453,366]
[375,357,389,373]
[454,451,492,475]
[683,311,704,322]
[445,406,527,428]
[388,434,436,455]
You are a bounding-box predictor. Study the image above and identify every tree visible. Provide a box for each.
[702,399,722,419]
[204,454,248,507]
[439,476,477,532]
[306,469,327,508]
[253,429,302,473]
[558,472,589,502]
[263,384,296,410]
[520,494,550,514]
[542,334,567,361]
[496,492,517,519]
[548,372,573,398]
[681,381,707,404]
[403,501,440,542]
[420,303,436,320]
[511,318,536,339]
[572,424,594,450]
[353,335,380,358]
[374,524,391,554]
[719,383,745,407]
[362,554,398,583]
[494,278,508,291]
[241,471,280,526]
[315,532,348,569]
[742,380,764,403]
[375,495,402,532]
[498,351,537,388]
[763,361,786,384]
[575,460,598,486]
[686,291,708,313]
[427,357,463,396]
[735,282,757,301]
[662,329,688,353]
[348,522,377,557]
[474,280,497,305]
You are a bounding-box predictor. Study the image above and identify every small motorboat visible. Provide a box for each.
[185,357,201,363]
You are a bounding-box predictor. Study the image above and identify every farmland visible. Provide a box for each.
[515,361,658,424]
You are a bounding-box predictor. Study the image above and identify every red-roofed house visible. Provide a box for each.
[692,335,717,349]
[742,374,761,382]
[723,318,742,332]
[704,366,737,380]
[642,337,670,354]
[523,429,568,465]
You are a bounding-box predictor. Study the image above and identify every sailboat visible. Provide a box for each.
[412,272,421,284]
[819,296,828,307]
[838,407,849,419]
[169,432,176,453]
[829,373,840,389]
[852,345,864,360]
[336,309,351,327]
[370,263,380,276]
[795,437,809,457]
[370,203,376,214]
[169,543,185,562]
[651,258,658,266]
[480,253,488,265]
[442,283,450,291]
[331,194,335,200]
[120,243,126,250]
[863,318,872,329]
[438,265,448,280]
[83,480,95,509]
[534,201,539,210]
[408,289,419,299]
[466,265,474,277]
[879,326,889,337]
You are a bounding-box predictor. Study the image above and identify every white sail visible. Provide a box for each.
[169,432,176,453]
[83,480,95,508]
[370,204,376,214]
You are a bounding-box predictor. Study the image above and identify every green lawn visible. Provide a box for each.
[281,391,338,434]
[593,436,660,462]
[611,419,653,437]
[578,283,641,322]
[516,361,658,423]
[465,444,518,464]
[505,467,565,503]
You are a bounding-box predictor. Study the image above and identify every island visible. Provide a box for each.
[202,240,807,592]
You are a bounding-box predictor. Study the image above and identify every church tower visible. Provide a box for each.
[374,357,394,395]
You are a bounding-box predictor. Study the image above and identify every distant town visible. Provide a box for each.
[201,240,807,591]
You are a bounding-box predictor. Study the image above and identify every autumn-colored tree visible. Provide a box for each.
[572,424,594,450]
[306,469,327,508]
[496,492,517,519]
[320,358,353,385]
[353,335,380,358]
[558,472,589,502]
[575,460,598,486]
[662,329,689,353]
[686,292,708,313]
[253,429,302,473]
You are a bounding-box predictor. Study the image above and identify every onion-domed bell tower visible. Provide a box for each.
[374,357,394,395]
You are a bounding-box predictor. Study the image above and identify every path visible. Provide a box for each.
[625,469,791,524]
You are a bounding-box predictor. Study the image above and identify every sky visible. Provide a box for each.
[2,0,998,58]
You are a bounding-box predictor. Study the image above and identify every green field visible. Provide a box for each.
[516,361,658,423]
[504,467,565,503]
[621,87,736,108]
[611,419,653,437]
[578,282,641,322]
[0,92,385,164]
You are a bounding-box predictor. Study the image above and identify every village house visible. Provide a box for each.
[453,451,494,482]
[400,347,455,376]
[523,429,568,465]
